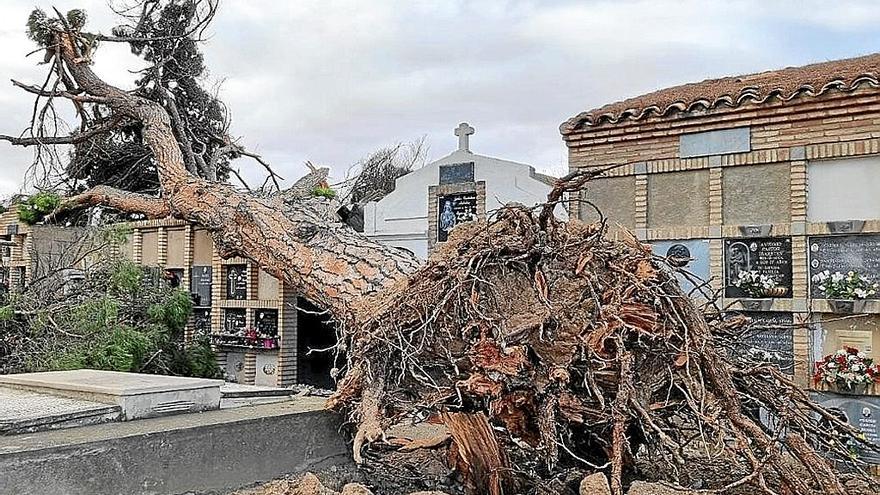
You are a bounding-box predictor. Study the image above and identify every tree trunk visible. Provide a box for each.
[53,30,419,320]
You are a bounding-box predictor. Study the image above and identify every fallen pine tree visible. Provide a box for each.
[327,172,880,495]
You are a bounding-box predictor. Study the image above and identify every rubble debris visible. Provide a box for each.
[326,170,880,495]
[579,473,611,495]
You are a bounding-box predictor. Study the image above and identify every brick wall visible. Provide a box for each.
[565,85,880,390]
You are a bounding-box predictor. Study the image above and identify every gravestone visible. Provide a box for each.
[254,309,278,337]
[734,311,794,373]
[809,235,880,299]
[724,237,793,298]
[190,265,213,307]
[437,192,478,242]
[810,392,880,465]
[651,239,711,298]
[439,162,475,185]
[223,309,247,336]
[226,264,248,300]
[193,308,211,336]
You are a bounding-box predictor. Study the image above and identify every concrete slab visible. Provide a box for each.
[0,370,223,420]
[0,398,349,495]
[0,387,120,435]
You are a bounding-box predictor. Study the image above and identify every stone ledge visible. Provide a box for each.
[0,398,348,495]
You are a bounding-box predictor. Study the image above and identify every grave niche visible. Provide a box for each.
[810,392,880,464]
[223,309,246,335]
[647,170,709,228]
[651,239,710,298]
[254,309,278,338]
[192,308,211,336]
[437,192,478,243]
[190,265,213,307]
[724,237,793,299]
[815,314,880,362]
[580,176,635,228]
[809,234,880,299]
[733,311,794,374]
[225,264,248,300]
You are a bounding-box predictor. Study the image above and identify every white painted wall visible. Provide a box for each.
[808,156,880,222]
[364,149,562,259]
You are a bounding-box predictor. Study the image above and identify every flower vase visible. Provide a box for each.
[835,382,868,396]
[828,299,866,314]
[740,299,773,311]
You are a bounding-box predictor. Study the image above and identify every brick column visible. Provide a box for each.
[132,230,144,264]
[633,174,648,237]
[277,283,298,387]
[157,227,168,267]
[243,351,257,385]
[708,168,723,227]
[183,224,195,344]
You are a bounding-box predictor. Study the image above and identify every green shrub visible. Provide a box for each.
[17,191,62,225]
[109,261,144,295]
[312,186,337,199]
[0,306,13,322]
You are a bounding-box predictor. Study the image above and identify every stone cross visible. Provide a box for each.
[454,122,475,152]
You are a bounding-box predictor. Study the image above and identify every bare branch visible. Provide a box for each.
[49,185,171,221]
[0,117,120,146]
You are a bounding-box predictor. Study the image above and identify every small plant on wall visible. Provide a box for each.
[812,270,878,300]
[732,270,784,298]
[814,346,880,393]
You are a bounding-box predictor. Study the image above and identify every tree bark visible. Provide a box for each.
[51,30,420,320]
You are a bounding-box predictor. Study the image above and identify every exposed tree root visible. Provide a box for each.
[328,176,880,494]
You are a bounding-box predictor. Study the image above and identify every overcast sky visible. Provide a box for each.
[0,0,878,196]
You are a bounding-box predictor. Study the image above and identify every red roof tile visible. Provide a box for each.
[561,53,880,134]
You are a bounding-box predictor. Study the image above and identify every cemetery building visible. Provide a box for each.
[562,53,880,453]
[363,123,561,258]
[0,211,335,390]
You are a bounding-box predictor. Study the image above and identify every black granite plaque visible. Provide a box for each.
[190,265,212,307]
[734,311,794,373]
[437,192,478,242]
[809,235,880,299]
[439,162,475,185]
[164,268,184,289]
[811,392,880,465]
[6,224,18,236]
[254,309,279,337]
[193,308,211,336]
[226,264,248,300]
[724,237,793,298]
[223,308,246,335]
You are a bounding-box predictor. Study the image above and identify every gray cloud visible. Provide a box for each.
[0,0,877,196]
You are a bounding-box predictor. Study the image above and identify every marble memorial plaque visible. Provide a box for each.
[254,309,278,337]
[810,392,880,465]
[190,265,212,307]
[437,192,478,242]
[734,311,794,373]
[225,264,248,300]
[651,239,711,298]
[193,308,211,336]
[809,235,880,299]
[439,162,475,185]
[724,237,792,299]
[223,309,246,335]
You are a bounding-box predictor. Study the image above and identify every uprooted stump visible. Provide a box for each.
[328,202,880,495]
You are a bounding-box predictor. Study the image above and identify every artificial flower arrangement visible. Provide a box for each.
[811,270,879,300]
[214,326,278,349]
[732,270,784,298]
[813,346,880,392]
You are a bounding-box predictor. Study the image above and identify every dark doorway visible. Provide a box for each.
[296,297,338,390]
